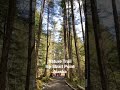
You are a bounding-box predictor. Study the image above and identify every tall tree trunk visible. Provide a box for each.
[65,0,69,78]
[84,0,90,90]
[70,0,81,80]
[35,0,46,78]
[67,0,73,81]
[67,0,70,60]
[25,0,33,89]
[67,0,71,80]
[63,0,67,62]
[78,0,86,84]
[44,3,50,76]
[63,0,68,77]
[90,0,108,90]
[78,0,85,41]
[0,0,16,89]
[112,0,120,65]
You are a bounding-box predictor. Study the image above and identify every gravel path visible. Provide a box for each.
[43,77,73,90]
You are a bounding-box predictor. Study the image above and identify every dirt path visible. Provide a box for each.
[43,77,73,90]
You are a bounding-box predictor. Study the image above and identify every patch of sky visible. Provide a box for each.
[36,0,85,42]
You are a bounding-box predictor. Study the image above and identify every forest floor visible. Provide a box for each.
[42,77,73,90]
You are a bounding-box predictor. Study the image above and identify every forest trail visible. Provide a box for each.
[43,77,73,90]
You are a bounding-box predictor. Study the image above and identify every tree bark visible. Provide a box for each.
[67,0,74,81]
[84,0,90,90]
[0,0,16,89]
[112,0,120,65]
[90,0,108,90]
[25,0,33,89]
[62,0,68,77]
[63,0,67,62]
[44,2,50,76]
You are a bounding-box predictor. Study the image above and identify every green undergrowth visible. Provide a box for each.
[36,76,51,90]
[41,76,51,83]
[36,79,42,90]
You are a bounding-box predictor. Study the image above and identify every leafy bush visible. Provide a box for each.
[36,80,42,90]
[41,76,50,83]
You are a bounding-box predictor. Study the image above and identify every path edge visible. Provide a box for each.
[65,80,77,90]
